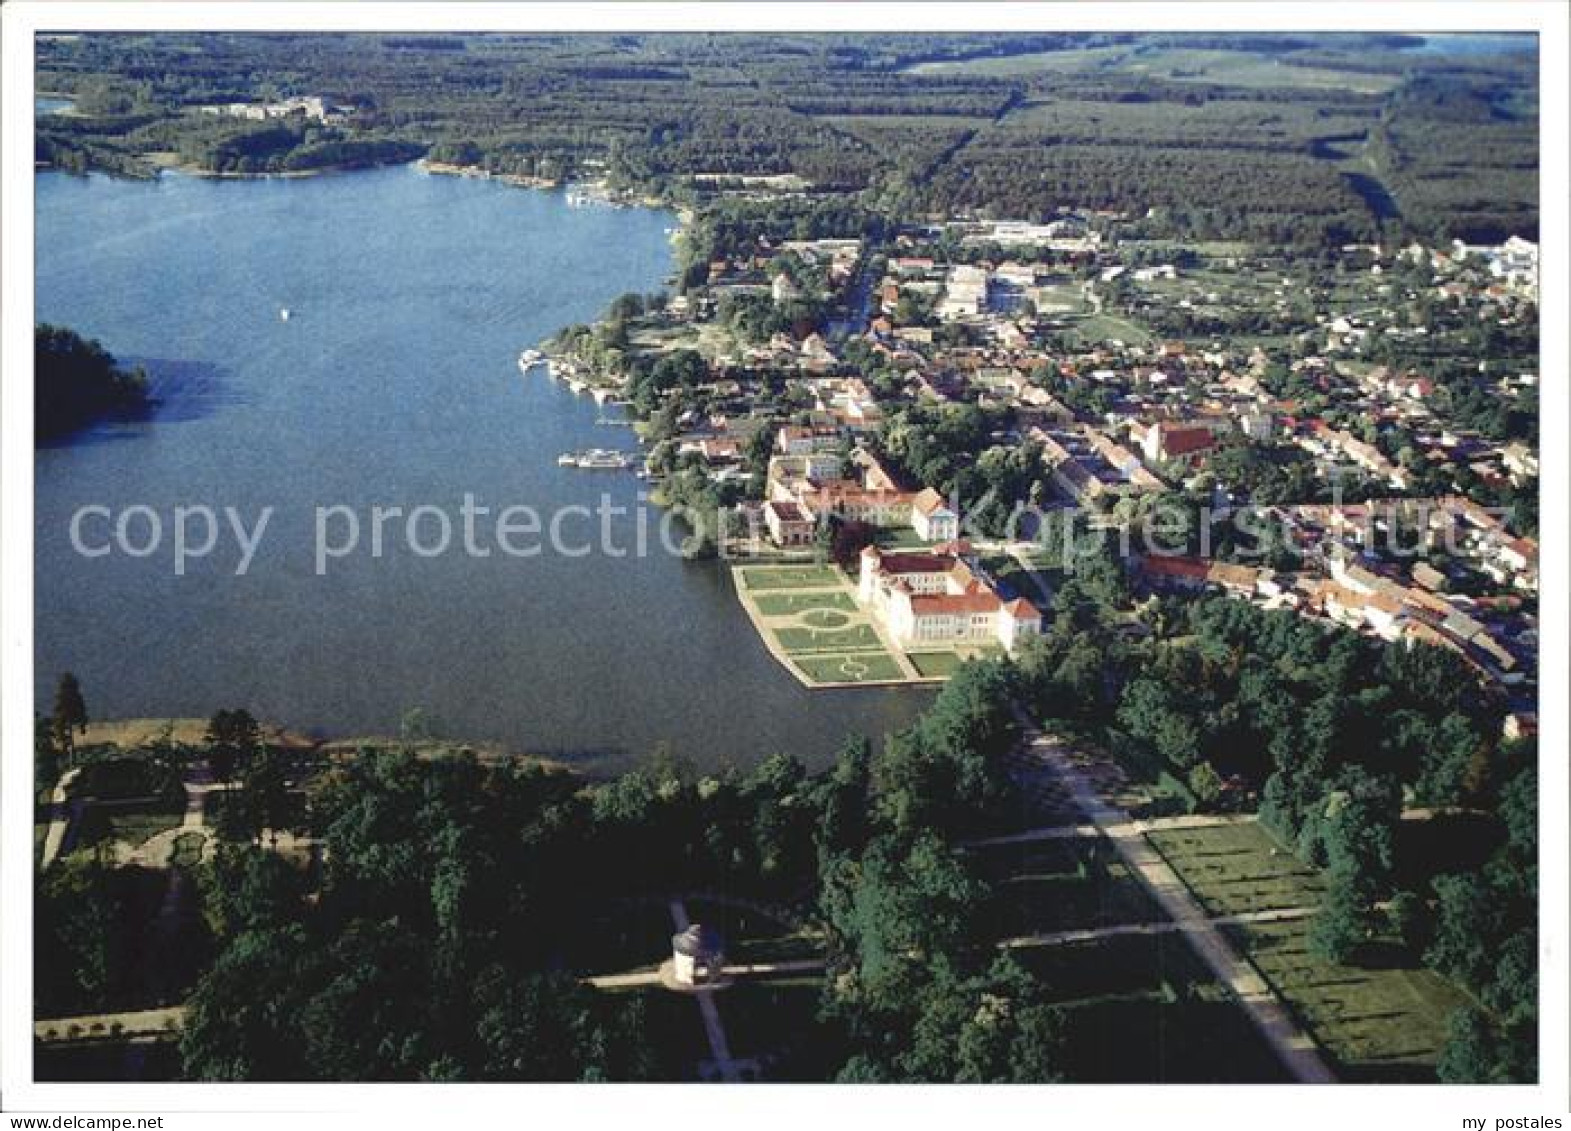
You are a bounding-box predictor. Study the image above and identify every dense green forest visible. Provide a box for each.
[37,587,1535,1081]
[34,324,154,441]
[35,32,1538,245]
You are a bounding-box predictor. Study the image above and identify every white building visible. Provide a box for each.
[859,546,1040,652]
[910,488,959,542]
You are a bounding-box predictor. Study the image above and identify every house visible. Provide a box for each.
[1141,421,1219,469]
[776,425,839,457]
[764,500,815,547]
[911,488,959,542]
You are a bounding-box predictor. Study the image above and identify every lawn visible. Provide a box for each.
[874,524,933,550]
[774,624,882,654]
[983,848,1163,938]
[1227,918,1472,1082]
[1146,821,1327,917]
[1011,933,1288,1082]
[791,652,905,685]
[169,831,206,869]
[739,565,845,591]
[908,651,966,679]
[1055,995,1290,1083]
[1067,312,1154,348]
[751,591,856,616]
[1151,820,1470,1080]
[801,608,851,629]
[77,797,186,852]
[715,977,839,1081]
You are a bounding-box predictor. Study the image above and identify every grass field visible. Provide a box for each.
[739,565,844,591]
[1066,312,1154,348]
[78,798,185,852]
[801,608,851,629]
[906,44,1133,76]
[1227,919,1472,1082]
[774,624,883,654]
[1012,934,1290,1082]
[908,651,966,679]
[1125,47,1404,95]
[1146,822,1326,917]
[1151,820,1470,1080]
[169,831,205,869]
[791,652,904,684]
[751,591,856,616]
[981,845,1163,938]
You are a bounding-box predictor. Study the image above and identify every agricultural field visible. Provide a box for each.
[1123,47,1405,95]
[904,44,1137,77]
[1002,98,1376,150]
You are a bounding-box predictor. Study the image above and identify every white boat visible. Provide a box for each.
[517,348,544,373]
[279,307,291,321]
[576,448,631,470]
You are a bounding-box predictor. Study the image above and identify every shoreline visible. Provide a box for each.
[73,717,579,777]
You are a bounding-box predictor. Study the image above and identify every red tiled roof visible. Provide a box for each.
[910,591,1002,616]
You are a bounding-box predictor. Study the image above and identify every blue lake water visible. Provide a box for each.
[34,164,930,773]
[1403,34,1538,57]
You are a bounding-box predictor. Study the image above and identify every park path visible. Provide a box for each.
[35,1005,186,1045]
[668,898,743,1083]
[964,822,1101,848]
[1008,705,1336,1084]
[1000,904,1318,950]
[588,956,824,991]
[39,768,83,870]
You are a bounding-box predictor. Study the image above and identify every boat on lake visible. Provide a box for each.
[279,307,292,321]
[517,348,545,373]
[564,448,632,470]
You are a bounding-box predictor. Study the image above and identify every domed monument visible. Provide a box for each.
[671,924,725,987]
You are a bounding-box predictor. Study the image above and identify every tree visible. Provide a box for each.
[1187,761,1223,813]
[50,672,88,765]
[1308,872,1370,964]
[35,715,61,792]
[238,749,291,847]
[205,708,261,786]
[1435,1008,1496,1084]
[1384,890,1432,955]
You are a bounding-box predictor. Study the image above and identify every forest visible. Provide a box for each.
[36,575,1535,1083]
[34,324,154,442]
[34,32,1539,247]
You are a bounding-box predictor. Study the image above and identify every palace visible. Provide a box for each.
[858,544,1041,652]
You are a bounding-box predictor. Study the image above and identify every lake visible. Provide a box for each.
[34,163,931,774]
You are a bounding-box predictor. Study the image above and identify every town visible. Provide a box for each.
[538,214,1537,718]
[26,28,1544,1098]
